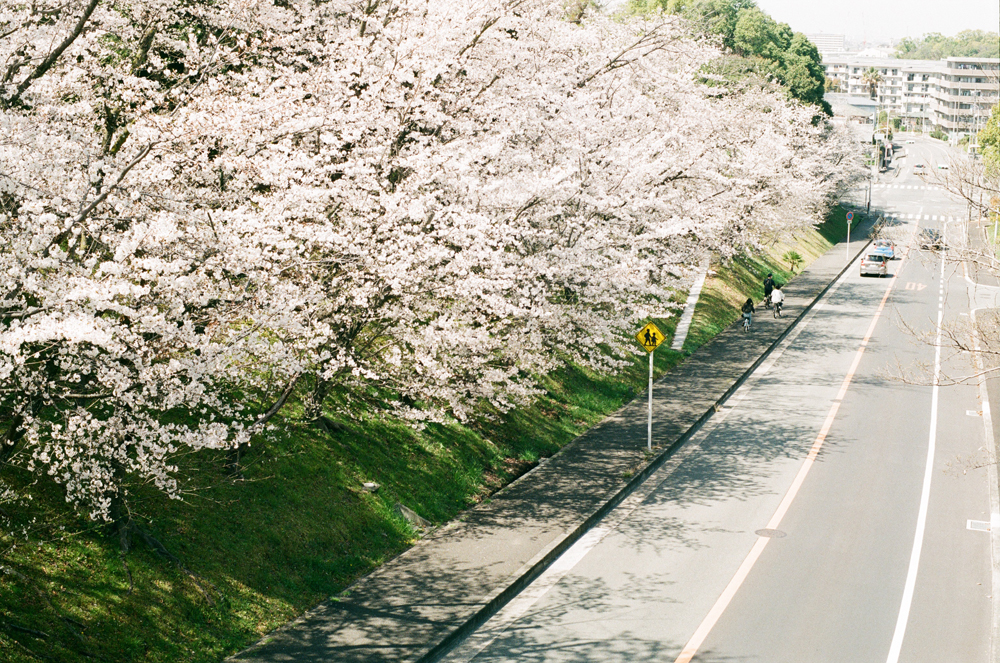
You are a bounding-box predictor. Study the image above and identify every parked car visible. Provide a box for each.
[872,239,896,259]
[913,163,926,173]
[860,252,889,277]
[937,164,950,170]
[905,140,915,144]
[918,229,943,250]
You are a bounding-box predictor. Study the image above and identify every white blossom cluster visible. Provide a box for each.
[0,0,864,519]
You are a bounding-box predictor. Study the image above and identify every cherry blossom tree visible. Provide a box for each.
[0,0,864,528]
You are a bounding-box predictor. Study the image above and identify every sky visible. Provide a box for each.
[753,0,999,42]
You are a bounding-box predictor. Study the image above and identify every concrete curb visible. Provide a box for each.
[421,228,876,662]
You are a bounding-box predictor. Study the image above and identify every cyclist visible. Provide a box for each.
[763,273,775,309]
[771,283,784,317]
[741,297,755,330]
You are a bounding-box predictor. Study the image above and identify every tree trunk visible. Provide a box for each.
[0,414,25,465]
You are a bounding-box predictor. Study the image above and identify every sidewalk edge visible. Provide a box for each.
[420,232,874,662]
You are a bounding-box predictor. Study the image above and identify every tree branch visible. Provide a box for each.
[71,143,154,228]
[5,0,101,108]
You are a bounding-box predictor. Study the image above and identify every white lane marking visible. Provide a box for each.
[674,237,915,663]
[969,410,983,417]
[968,520,991,532]
[885,235,945,663]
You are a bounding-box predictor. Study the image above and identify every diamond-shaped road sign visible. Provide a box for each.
[635,322,665,353]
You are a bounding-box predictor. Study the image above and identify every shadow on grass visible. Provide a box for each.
[0,338,687,663]
[0,206,861,663]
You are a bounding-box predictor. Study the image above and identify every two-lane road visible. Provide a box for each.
[439,134,995,663]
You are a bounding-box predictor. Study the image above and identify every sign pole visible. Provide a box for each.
[647,348,654,452]
[634,321,664,454]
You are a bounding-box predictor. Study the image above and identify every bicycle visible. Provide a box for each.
[763,293,772,310]
[742,313,752,332]
[773,301,783,318]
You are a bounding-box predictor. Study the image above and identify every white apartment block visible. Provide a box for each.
[804,33,846,53]
[822,54,999,137]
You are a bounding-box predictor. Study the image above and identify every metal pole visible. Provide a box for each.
[647,348,653,452]
[847,219,851,262]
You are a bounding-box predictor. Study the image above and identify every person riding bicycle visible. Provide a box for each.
[763,273,775,308]
[771,283,784,315]
[741,297,755,329]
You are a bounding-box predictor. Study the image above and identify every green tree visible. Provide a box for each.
[654,0,831,114]
[895,30,1000,59]
[861,67,883,100]
[783,250,803,272]
[979,103,1000,173]
[732,7,790,60]
[680,0,759,51]
[779,33,826,106]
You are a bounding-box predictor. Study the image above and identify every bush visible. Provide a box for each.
[930,129,948,141]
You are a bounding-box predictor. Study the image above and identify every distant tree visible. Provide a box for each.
[862,67,883,100]
[779,33,827,108]
[980,103,1000,174]
[732,7,790,60]
[673,1,830,114]
[895,30,1000,59]
[679,0,759,51]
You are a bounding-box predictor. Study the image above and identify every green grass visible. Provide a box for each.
[0,349,688,663]
[986,221,1000,247]
[683,205,854,353]
[0,208,852,662]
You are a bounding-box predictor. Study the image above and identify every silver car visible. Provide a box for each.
[860,252,888,277]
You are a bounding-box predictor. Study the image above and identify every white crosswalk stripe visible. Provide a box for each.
[875,184,938,191]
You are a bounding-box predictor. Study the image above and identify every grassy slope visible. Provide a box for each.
[683,207,852,351]
[0,207,854,663]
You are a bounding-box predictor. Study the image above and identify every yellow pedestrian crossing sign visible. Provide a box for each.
[635,322,665,353]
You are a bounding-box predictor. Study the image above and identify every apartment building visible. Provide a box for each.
[804,33,846,54]
[930,57,999,135]
[822,54,999,137]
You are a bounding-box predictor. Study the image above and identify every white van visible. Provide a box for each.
[860,252,888,277]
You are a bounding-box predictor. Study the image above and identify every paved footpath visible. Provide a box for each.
[964,213,1000,663]
[229,218,877,663]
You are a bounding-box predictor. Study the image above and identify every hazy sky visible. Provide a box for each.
[753,0,999,41]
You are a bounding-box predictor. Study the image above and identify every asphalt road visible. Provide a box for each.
[439,134,994,663]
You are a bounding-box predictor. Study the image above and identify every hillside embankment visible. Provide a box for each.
[0,206,862,663]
